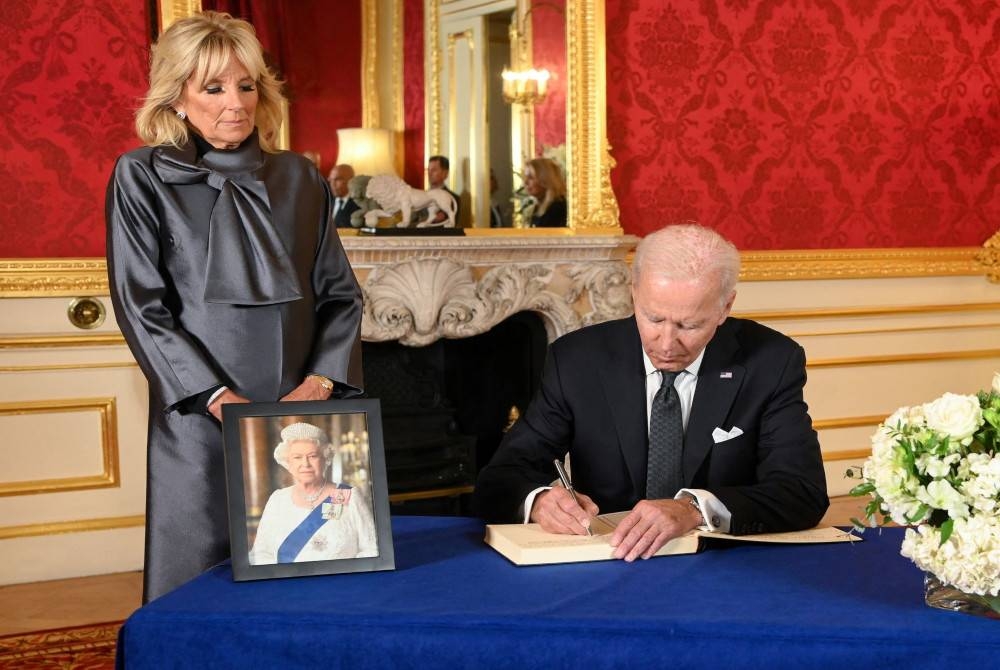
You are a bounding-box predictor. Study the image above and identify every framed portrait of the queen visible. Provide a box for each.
[221,399,395,581]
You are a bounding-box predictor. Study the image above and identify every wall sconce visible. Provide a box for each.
[501,67,551,105]
[335,127,396,176]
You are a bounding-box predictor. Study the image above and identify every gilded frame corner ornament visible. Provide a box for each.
[977,231,1000,283]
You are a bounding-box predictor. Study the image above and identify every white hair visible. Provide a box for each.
[632,223,741,305]
[273,422,334,471]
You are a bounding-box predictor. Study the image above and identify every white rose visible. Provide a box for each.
[923,393,982,443]
[992,371,1000,394]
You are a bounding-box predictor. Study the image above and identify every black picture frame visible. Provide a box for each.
[221,399,395,581]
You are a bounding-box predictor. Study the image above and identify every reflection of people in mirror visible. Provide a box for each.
[524,157,567,228]
[250,422,377,565]
[423,155,461,226]
[329,163,360,228]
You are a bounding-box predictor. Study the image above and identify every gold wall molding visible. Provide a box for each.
[0,514,144,540]
[0,397,119,497]
[426,0,442,161]
[362,0,379,128]
[784,321,1000,340]
[0,334,125,349]
[813,415,886,430]
[2,249,989,298]
[736,301,1000,322]
[157,0,201,31]
[822,448,872,463]
[0,361,138,373]
[740,247,983,281]
[566,0,620,231]
[0,259,108,297]
[808,348,1000,369]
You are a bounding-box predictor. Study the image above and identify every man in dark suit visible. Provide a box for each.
[427,155,461,226]
[476,224,828,561]
[329,163,360,228]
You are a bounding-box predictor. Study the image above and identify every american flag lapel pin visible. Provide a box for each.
[720,371,733,379]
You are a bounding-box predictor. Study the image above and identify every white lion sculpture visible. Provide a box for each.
[364,174,458,228]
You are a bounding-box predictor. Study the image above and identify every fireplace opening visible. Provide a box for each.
[362,311,548,515]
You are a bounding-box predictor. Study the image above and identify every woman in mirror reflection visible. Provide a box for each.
[105,11,363,602]
[524,157,567,227]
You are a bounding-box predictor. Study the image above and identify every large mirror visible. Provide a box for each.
[161,0,619,233]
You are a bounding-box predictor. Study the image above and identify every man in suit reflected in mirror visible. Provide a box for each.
[425,155,461,226]
[329,163,360,228]
[476,223,829,561]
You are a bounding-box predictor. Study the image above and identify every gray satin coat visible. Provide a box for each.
[106,133,363,602]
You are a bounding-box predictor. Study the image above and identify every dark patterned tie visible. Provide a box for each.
[646,370,684,499]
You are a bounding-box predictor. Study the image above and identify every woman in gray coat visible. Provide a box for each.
[106,11,363,602]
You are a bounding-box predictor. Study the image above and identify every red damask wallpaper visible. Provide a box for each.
[532,0,566,155]
[607,0,1000,248]
[403,0,425,187]
[0,0,149,257]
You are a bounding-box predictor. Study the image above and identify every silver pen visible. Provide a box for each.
[553,458,593,536]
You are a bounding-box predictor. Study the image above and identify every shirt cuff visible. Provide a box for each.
[522,486,552,524]
[677,488,731,533]
[206,385,228,409]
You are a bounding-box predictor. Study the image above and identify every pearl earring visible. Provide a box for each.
[176,110,187,120]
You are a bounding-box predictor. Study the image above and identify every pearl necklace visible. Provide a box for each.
[302,480,327,505]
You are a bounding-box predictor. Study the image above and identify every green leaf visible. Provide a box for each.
[905,504,928,524]
[849,517,867,531]
[849,482,875,497]
[939,518,954,545]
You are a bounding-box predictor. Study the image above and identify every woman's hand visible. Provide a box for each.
[208,389,250,421]
[280,376,333,402]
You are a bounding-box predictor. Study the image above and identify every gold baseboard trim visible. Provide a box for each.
[0,334,126,349]
[740,247,983,281]
[0,514,145,540]
[0,398,119,497]
[808,348,1000,368]
[0,247,988,296]
[787,321,1000,340]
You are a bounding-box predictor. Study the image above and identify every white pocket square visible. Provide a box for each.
[712,426,744,443]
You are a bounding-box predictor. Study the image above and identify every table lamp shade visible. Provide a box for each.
[335,128,396,176]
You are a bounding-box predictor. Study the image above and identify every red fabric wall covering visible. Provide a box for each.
[531,0,566,155]
[281,1,362,177]
[403,0,425,187]
[0,0,149,258]
[606,0,1000,248]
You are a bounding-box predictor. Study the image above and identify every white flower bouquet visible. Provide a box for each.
[850,374,1000,612]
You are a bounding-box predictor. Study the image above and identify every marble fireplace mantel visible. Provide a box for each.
[340,233,639,346]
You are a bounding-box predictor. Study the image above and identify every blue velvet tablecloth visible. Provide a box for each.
[117,517,1000,669]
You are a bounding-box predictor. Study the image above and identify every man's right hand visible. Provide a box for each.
[530,486,599,535]
[208,389,250,421]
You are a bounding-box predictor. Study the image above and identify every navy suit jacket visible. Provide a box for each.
[475,316,829,534]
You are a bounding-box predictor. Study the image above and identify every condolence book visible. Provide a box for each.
[484,511,858,566]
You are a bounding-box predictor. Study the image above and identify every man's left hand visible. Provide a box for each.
[280,377,333,402]
[609,498,703,562]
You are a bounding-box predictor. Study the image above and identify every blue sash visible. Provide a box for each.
[277,495,332,562]
[277,484,352,562]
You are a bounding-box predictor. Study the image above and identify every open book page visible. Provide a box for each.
[485,512,859,566]
[705,526,859,543]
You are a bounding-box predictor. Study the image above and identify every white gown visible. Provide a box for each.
[249,486,378,565]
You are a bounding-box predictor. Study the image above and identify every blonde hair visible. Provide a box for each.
[135,11,285,151]
[525,157,566,215]
[632,224,741,306]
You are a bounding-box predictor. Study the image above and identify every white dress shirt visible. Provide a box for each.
[523,347,732,533]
